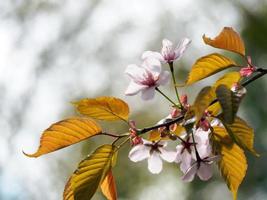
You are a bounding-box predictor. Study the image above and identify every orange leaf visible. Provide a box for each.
[73,97,129,121]
[101,171,117,200]
[24,118,102,157]
[203,27,245,56]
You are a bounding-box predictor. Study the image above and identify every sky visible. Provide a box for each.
[0,0,250,199]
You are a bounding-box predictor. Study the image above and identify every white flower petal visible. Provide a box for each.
[142,58,162,77]
[128,144,150,162]
[175,145,183,163]
[125,81,147,96]
[141,87,156,100]
[159,148,177,162]
[142,51,164,62]
[180,150,193,173]
[157,71,170,85]
[197,163,213,181]
[158,140,168,147]
[162,39,173,50]
[182,163,197,182]
[194,129,209,145]
[125,64,146,80]
[148,152,163,174]
[174,38,191,60]
[195,145,211,160]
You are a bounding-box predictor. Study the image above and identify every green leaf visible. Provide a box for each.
[65,145,118,200]
[224,117,259,156]
[213,126,247,200]
[186,53,237,85]
[193,86,216,121]
[216,85,242,124]
[73,97,130,121]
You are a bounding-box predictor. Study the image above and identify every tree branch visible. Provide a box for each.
[137,68,267,135]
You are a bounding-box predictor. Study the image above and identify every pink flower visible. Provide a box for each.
[240,67,255,77]
[125,58,170,100]
[240,56,256,77]
[128,139,176,174]
[182,156,220,182]
[175,129,211,173]
[142,38,191,63]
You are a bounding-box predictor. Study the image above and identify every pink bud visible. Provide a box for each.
[199,118,210,131]
[240,66,255,77]
[171,108,180,118]
[181,94,188,105]
[170,123,178,132]
[131,136,143,146]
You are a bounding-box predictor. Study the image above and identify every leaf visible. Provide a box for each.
[63,177,74,200]
[193,86,216,121]
[203,27,246,56]
[213,126,247,200]
[73,97,130,121]
[24,118,102,158]
[216,85,242,124]
[207,102,221,116]
[214,71,241,89]
[207,72,241,116]
[101,171,117,200]
[224,117,259,156]
[69,145,117,200]
[186,53,237,85]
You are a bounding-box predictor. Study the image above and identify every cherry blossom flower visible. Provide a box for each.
[125,58,170,100]
[182,156,220,182]
[128,139,176,174]
[175,128,211,173]
[142,38,191,64]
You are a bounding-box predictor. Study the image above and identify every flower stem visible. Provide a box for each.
[169,62,182,108]
[155,87,177,106]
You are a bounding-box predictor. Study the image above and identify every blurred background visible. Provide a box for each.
[0,0,267,199]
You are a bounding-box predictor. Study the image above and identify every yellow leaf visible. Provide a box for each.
[214,71,241,89]
[73,97,129,121]
[172,125,185,136]
[203,27,246,56]
[186,53,237,85]
[225,117,259,156]
[24,118,102,158]
[207,102,221,116]
[63,177,74,200]
[193,86,216,121]
[148,130,163,141]
[101,171,117,200]
[213,126,247,200]
[69,145,117,200]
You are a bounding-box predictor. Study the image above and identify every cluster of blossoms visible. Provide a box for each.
[124,38,221,181]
